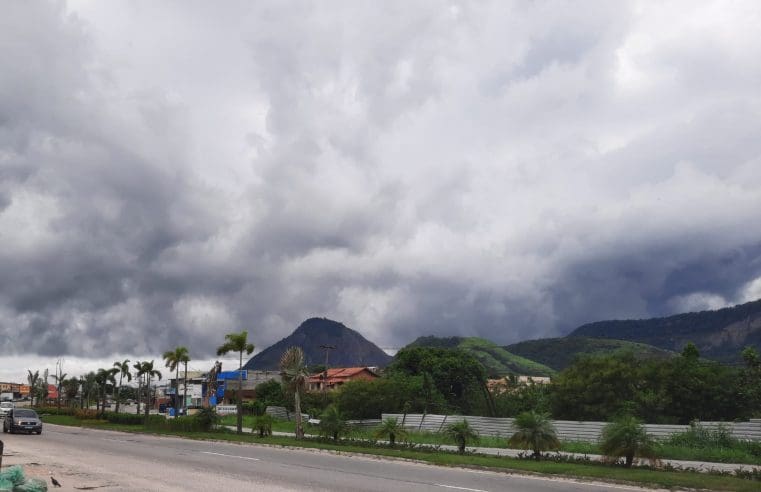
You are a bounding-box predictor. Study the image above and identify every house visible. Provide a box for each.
[307,367,379,391]
[487,375,552,394]
[201,362,282,407]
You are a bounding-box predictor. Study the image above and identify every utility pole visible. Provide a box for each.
[319,345,335,392]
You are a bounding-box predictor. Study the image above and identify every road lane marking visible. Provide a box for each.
[435,485,488,492]
[201,451,260,461]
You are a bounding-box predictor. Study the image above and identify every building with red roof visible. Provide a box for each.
[307,367,378,391]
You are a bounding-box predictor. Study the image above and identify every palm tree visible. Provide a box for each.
[216,331,255,434]
[52,371,67,409]
[279,346,309,439]
[374,417,409,447]
[81,372,97,409]
[600,416,658,468]
[95,368,118,417]
[62,377,80,407]
[138,360,162,426]
[181,350,190,414]
[163,347,189,414]
[26,370,40,407]
[318,405,347,442]
[508,411,560,460]
[445,420,479,454]
[113,359,132,414]
[132,361,143,414]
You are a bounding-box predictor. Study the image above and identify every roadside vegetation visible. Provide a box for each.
[19,337,761,490]
[38,412,761,492]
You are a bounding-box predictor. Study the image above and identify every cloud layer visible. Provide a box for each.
[2,0,761,363]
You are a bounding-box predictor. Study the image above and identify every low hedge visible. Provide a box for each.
[35,406,77,416]
[104,412,165,426]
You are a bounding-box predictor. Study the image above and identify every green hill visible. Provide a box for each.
[408,336,555,377]
[505,336,674,371]
[569,298,761,362]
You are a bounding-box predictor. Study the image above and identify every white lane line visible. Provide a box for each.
[435,485,488,492]
[201,451,260,461]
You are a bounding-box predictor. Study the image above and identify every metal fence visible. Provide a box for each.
[382,413,761,443]
[265,406,308,422]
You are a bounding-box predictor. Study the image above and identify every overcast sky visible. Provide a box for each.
[2,0,761,382]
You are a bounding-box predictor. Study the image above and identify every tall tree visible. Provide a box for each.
[138,360,162,426]
[132,361,143,414]
[81,372,97,409]
[388,346,493,415]
[62,377,80,407]
[113,359,132,414]
[279,346,309,439]
[53,360,66,409]
[216,331,254,434]
[181,350,190,414]
[95,368,118,417]
[26,370,40,407]
[53,371,67,409]
[163,347,189,414]
[39,369,49,406]
[739,346,761,417]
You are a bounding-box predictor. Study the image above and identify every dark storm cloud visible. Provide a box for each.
[2,1,761,362]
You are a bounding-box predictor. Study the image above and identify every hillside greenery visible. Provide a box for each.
[408,336,555,377]
[505,336,673,371]
[569,298,761,362]
[551,345,760,423]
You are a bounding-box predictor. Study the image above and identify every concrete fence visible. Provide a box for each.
[265,406,380,429]
[382,413,761,443]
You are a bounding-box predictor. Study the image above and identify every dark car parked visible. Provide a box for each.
[2,408,43,434]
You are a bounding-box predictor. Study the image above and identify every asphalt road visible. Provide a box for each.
[0,424,659,492]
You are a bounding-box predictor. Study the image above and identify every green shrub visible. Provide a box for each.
[242,401,266,416]
[445,420,479,454]
[667,422,735,448]
[318,405,347,442]
[508,411,560,460]
[74,408,100,420]
[102,412,163,426]
[600,416,658,468]
[167,415,201,432]
[36,406,76,416]
[373,417,409,447]
[252,414,274,437]
[195,407,220,431]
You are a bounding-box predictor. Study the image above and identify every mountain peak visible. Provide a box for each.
[243,317,392,371]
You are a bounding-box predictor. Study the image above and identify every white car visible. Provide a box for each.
[0,401,13,418]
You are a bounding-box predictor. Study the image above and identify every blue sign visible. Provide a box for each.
[218,370,247,380]
[209,395,217,406]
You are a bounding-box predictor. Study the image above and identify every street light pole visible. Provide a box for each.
[319,345,335,393]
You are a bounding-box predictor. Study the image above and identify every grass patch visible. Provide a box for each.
[41,415,760,491]
[219,415,302,434]
[216,415,761,466]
